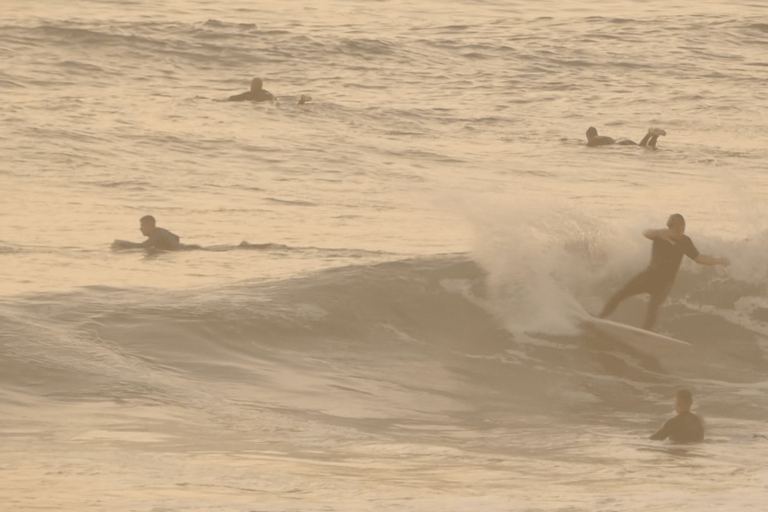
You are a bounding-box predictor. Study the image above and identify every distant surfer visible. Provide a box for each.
[598,214,729,330]
[112,215,198,251]
[227,77,311,105]
[228,78,276,103]
[586,127,666,148]
[650,389,704,443]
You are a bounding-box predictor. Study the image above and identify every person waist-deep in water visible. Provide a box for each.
[112,215,192,251]
[586,126,666,148]
[650,389,704,443]
[227,77,311,105]
[598,214,729,330]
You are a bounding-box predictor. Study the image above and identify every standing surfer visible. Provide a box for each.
[598,214,729,330]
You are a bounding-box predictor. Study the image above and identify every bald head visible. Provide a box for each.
[250,78,263,91]
[667,213,685,227]
[667,213,686,238]
[140,215,156,236]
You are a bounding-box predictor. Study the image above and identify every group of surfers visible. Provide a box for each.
[113,213,719,443]
[114,78,729,444]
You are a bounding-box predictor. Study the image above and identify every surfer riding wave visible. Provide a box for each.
[598,214,729,330]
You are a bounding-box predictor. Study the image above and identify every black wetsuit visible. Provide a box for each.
[114,227,202,251]
[228,89,275,102]
[140,227,182,250]
[587,132,660,148]
[650,411,704,443]
[600,235,700,329]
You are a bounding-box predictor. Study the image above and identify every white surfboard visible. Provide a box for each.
[581,316,691,355]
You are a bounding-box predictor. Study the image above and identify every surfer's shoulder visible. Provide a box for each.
[228,91,251,102]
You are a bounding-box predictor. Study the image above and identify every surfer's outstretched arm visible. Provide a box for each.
[694,254,730,266]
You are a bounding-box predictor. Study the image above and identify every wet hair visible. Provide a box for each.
[667,213,685,228]
[140,215,156,227]
[675,389,693,407]
[586,126,598,139]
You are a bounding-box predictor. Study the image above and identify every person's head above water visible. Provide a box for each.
[674,389,694,413]
[250,78,264,91]
[140,215,156,236]
[666,213,686,238]
[586,126,598,140]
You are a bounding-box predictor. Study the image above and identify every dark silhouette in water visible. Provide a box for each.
[112,215,200,251]
[228,78,276,103]
[228,77,311,105]
[586,126,666,148]
[650,389,704,443]
[111,217,285,253]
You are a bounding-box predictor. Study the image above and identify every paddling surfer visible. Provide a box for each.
[112,215,198,251]
[227,77,311,105]
[650,389,704,443]
[598,214,729,330]
[586,127,666,148]
[228,78,276,103]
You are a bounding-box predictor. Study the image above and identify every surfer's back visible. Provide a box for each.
[650,410,704,443]
[650,389,704,443]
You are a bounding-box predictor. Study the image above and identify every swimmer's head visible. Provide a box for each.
[250,78,263,91]
[586,126,598,140]
[667,213,686,237]
[674,389,693,413]
[140,215,156,236]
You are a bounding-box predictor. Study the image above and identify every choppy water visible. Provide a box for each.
[3,0,768,510]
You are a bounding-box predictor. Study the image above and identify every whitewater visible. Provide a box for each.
[2,0,768,510]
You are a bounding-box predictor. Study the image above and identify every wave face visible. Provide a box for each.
[4,259,768,509]
[4,254,768,418]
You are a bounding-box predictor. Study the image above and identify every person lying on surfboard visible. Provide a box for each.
[650,389,704,443]
[227,77,311,105]
[112,215,200,251]
[586,126,666,148]
[598,213,729,330]
[228,78,276,103]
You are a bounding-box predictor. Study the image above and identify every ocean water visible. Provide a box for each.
[2,0,768,510]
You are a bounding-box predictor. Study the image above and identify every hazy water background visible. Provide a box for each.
[2,0,768,510]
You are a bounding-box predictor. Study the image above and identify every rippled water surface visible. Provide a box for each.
[2,1,768,510]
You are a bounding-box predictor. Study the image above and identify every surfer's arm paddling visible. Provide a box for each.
[112,215,185,251]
